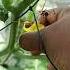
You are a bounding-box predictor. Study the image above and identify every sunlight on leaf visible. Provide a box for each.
[0,66,7,70]
[0,21,8,52]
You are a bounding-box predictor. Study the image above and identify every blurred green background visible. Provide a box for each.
[0,0,49,70]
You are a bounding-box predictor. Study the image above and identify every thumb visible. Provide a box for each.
[19,32,42,55]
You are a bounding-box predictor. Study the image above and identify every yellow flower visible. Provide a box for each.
[23,22,44,32]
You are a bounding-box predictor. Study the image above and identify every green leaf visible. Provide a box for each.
[8,66,23,70]
[0,7,8,21]
[0,12,18,56]
[2,0,35,17]
[0,1,8,22]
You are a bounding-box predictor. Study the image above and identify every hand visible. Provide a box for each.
[19,7,70,70]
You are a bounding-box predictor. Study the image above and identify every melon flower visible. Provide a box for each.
[23,21,45,32]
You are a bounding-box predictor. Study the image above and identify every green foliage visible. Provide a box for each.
[4,50,48,70]
[0,0,49,70]
[0,5,8,21]
[25,11,34,21]
[2,0,35,17]
[0,0,36,55]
